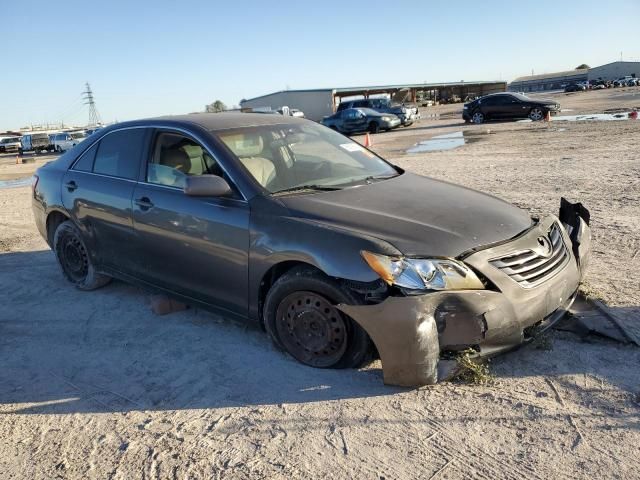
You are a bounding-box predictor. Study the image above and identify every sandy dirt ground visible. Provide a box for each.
[1,88,639,479]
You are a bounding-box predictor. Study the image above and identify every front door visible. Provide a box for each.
[61,127,148,271]
[131,130,250,317]
[343,109,367,133]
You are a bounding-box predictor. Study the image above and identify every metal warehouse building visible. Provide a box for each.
[509,61,640,92]
[509,69,588,92]
[588,61,640,81]
[240,81,507,122]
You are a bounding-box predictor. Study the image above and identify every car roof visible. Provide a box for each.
[111,112,306,132]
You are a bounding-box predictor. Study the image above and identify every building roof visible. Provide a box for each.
[511,69,588,84]
[241,80,506,103]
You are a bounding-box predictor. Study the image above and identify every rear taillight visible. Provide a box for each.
[32,174,39,195]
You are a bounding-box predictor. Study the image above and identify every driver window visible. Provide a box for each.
[147,132,223,189]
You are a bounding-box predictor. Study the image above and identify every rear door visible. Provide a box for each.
[131,129,250,316]
[61,127,148,272]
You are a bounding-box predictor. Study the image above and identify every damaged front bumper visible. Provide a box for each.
[338,203,591,387]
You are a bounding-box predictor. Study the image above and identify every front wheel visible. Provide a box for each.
[53,220,111,290]
[368,122,380,134]
[471,111,484,124]
[264,267,370,369]
[529,107,545,121]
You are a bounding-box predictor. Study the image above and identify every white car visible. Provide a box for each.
[0,136,21,153]
[51,132,86,152]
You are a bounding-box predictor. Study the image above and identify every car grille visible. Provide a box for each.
[489,223,570,288]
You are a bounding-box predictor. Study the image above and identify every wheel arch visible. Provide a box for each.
[45,209,70,247]
[256,260,325,329]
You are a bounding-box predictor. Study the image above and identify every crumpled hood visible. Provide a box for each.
[278,172,532,257]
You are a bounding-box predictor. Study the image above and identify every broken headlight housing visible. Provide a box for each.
[361,251,484,292]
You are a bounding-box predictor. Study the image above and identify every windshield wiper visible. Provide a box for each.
[272,184,343,196]
[339,174,398,186]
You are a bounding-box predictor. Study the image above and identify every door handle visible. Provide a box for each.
[64,181,77,192]
[135,197,154,210]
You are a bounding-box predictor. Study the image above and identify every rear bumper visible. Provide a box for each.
[32,200,48,244]
[338,203,591,387]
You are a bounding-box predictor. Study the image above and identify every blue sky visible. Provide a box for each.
[2,0,639,130]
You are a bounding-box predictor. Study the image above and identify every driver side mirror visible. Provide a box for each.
[184,175,232,197]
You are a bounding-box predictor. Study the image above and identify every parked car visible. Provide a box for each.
[564,84,585,92]
[614,77,635,87]
[463,92,561,124]
[322,108,401,134]
[51,131,87,152]
[19,133,51,153]
[0,136,22,153]
[32,113,591,386]
[337,98,414,126]
[626,78,638,87]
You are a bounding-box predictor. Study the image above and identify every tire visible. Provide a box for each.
[529,107,545,121]
[263,267,371,369]
[53,220,111,291]
[471,111,484,124]
[55,145,62,153]
[368,122,380,134]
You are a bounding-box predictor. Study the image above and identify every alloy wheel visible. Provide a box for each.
[530,108,544,121]
[472,112,484,124]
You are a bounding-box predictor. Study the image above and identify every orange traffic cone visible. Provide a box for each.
[544,111,551,122]
[364,133,372,147]
[15,154,21,164]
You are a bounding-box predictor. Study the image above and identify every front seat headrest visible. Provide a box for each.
[160,148,192,173]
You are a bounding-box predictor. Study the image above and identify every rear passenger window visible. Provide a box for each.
[93,129,145,180]
[73,142,98,172]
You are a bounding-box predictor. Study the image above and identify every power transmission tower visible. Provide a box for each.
[82,82,102,126]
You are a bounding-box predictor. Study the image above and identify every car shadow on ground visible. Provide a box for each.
[0,250,399,415]
[2,250,638,416]
[490,325,640,421]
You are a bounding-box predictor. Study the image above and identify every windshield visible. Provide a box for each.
[70,133,85,139]
[511,93,531,101]
[216,122,399,193]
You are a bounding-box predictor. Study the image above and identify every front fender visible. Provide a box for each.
[248,198,400,321]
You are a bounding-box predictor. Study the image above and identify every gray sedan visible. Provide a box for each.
[321,108,401,134]
[32,113,591,386]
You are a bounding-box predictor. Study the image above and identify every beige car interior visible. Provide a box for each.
[220,133,276,188]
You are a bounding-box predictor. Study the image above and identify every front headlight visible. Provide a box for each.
[382,116,393,122]
[361,251,484,291]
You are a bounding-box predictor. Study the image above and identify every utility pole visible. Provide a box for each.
[82,82,102,127]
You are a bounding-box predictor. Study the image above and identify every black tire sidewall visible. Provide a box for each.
[264,267,370,369]
[53,220,110,291]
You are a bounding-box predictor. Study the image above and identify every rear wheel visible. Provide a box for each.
[53,220,111,290]
[471,111,484,124]
[264,267,370,369]
[529,107,545,121]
